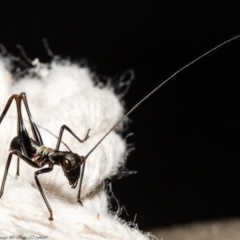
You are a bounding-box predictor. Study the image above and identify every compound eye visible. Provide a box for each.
[63,159,71,172]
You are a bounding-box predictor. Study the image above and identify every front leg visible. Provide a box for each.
[55,125,91,150]
[77,158,86,206]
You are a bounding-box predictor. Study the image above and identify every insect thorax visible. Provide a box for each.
[36,146,55,158]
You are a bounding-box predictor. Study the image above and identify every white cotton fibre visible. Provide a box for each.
[0,57,151,240]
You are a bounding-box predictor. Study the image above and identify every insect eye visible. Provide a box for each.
[63,159,71,172]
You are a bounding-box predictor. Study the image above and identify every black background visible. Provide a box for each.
[1,1,240,230]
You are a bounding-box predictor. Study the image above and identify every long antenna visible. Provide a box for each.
[85,35,240,160]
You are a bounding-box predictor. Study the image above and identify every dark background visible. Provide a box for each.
[1,1,240,230]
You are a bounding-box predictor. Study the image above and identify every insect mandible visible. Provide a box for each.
[0,35,239,221]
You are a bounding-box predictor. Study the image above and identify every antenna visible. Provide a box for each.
[85,35,240,160]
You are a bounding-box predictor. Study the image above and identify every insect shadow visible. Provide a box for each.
[0,35,239,221]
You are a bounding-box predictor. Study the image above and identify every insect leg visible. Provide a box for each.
[0,96,21,177]
[0,94,16,124]
[1,93,44,176]
[15,94,32,179]
[0,150,41,198]
[34,166,54,221]
[77,159,86,205]
[16,157,20,177]
[55,125,90,150]
[20,92,43,145]
[0,94,33,176]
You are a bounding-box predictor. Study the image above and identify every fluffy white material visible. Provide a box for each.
[0,57,151,239]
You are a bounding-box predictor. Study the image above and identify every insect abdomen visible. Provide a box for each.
[10,136,22,152]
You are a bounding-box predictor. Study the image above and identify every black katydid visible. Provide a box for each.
[0,35,239,220]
